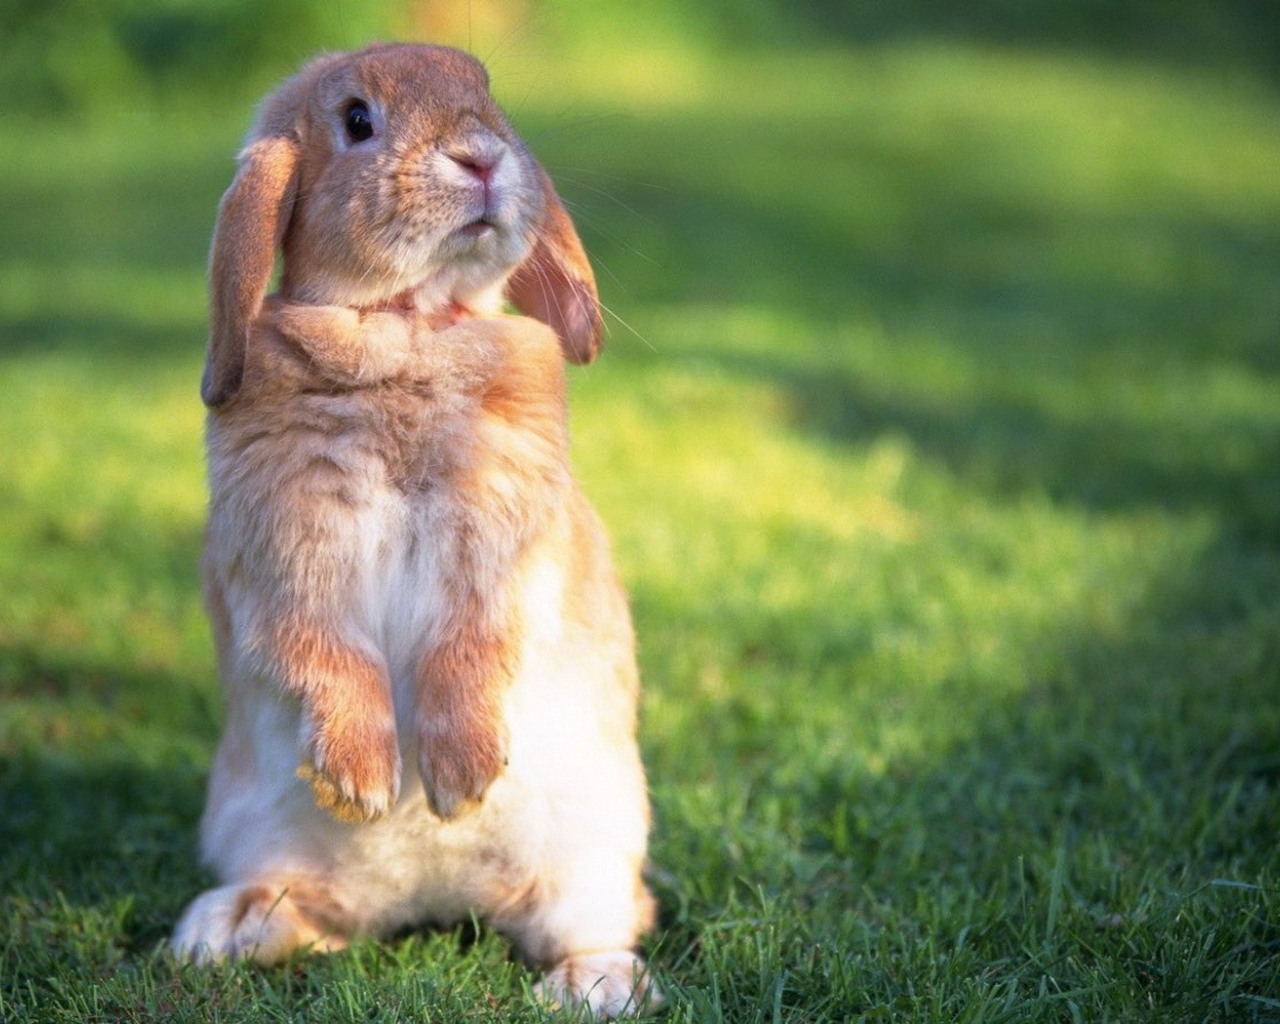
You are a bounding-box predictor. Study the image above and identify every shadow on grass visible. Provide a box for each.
[0,748,209,950]
[0,147,224,272]
[571,132,1280,374]
[717,0,1280,85]
[0,314,203,360]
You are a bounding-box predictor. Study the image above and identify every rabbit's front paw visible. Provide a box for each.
[300,708,401,824]
[418,703,509,820]
[267,300,353,342]
[266,301,414,382]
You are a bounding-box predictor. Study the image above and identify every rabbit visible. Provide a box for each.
[169,43,659,1017]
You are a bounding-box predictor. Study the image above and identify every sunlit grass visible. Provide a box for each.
[2,37,1279,1023]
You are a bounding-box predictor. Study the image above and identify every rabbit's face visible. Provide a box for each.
[283,45,543,313]
[202,43,601,409]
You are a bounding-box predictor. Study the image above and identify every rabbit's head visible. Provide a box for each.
[203,43,602,407]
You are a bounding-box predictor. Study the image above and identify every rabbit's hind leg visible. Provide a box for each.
[505,853,661,1018]
[171,877,349,965]
[535,950,662,1019]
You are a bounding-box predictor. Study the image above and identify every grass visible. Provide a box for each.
[3,29,1280,1024]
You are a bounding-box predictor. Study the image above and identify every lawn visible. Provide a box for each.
[2,24,1280,1024]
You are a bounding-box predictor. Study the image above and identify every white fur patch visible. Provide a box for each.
[535,951,662,1019]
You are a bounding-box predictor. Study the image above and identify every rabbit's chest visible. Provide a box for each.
[215,399,497,652]
[354,387,480,497]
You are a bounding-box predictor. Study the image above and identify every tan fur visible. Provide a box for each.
[172,44,657,1018]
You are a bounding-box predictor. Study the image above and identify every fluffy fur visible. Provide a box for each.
[171,44,658,1017]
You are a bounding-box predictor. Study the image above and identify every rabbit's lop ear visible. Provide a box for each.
[202,134,300,407]
[507,166,603,365]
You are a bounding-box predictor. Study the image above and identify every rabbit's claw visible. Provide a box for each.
[301,711,401,824]
[418,706,508,820]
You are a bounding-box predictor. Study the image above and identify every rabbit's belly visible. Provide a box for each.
[353,487,451,717]
[321,781,544,933]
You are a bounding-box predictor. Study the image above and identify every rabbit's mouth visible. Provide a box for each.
[442,212,519,268]
[458,216,496,238]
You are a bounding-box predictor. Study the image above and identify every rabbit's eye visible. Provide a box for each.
[344,100,374,144]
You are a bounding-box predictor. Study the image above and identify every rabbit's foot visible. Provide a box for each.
[535,951,662,1019]
[302,706,401,824]
[418,702,509,820]
[171,880,348,965]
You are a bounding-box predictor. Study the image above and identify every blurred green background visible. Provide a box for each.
[3,0,1279,112]
[2,2,1280,1021]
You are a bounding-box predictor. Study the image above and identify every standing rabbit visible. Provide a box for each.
[171,43,659,1017]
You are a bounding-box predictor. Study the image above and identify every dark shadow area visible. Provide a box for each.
[0,158,224,273]
[0,313,204,360]
[0,513,213,954]
[0,638,217,738]
[707,0,1280,84]
[0,750,209,950]
[563,120,1280,372]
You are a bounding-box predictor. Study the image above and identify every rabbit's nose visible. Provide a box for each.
[445,139,505,184]
[449,152,498,184]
